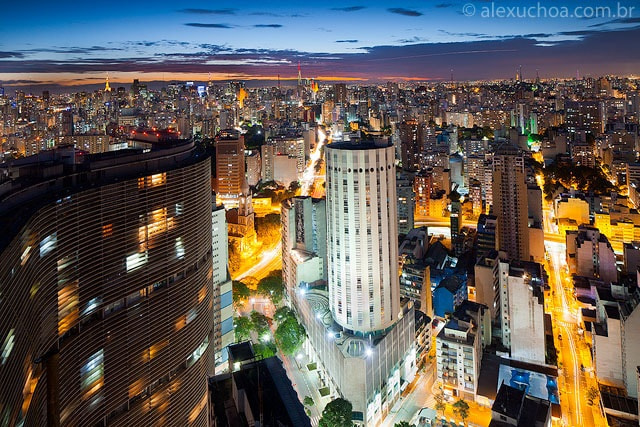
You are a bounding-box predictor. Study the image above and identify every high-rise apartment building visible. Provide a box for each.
[285,138,416,426]
[492,145,530,261]
[281,196,327,298]
[212,204,233,369]
[0,142,214,426]
[399,119,420,171]
[396,171,415,236]
[326,140,400,333]
[215,129,245,205]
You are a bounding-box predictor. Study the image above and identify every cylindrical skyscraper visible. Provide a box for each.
[325,139,400,334]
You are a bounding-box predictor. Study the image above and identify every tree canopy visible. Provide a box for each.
[234,316,253,342]
[256,271,285,305]
[452,399,470,423]
[232,280,251,306]
[319,398,353,427]
[274,313,306,355]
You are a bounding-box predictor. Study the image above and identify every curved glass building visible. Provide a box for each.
[0,142,214,426]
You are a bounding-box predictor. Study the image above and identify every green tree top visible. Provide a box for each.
[319,398,353,427]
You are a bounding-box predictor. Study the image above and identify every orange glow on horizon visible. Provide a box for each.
[0,71,368,87]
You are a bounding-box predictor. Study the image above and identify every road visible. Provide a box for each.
[380,365,436,427]
[281,352,324,426]
[539,171,604,427]
[233,241,282,282]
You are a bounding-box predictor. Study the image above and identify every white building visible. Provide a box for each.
[212,204,234,369]
[281,197,327,298]
[436,317,482,400]
[287,138,416,426]
[497,258,546,365]
[273,155,300,187]
[326,139,400,333]
[592,288,640,397]
[566,225,617,284]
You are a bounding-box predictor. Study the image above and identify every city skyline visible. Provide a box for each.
[2,0,640,90]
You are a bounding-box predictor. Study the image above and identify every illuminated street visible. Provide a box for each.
[544,219,605,427]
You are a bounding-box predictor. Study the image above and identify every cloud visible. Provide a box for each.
[0,51,24,59]
[253,24,283,28]
[388,8,422,17]
[336,39,359,43]
[331,6,366,12]
[250,12,305,17]
[435,3,453,8]
[589,17,640,27]
[397,36,429,44]
[2,25,640,83]
[178,8,236,15]
[184,23,234,28]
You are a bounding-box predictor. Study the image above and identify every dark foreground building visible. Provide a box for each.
[209,342,311,427]
[0,142,214,426]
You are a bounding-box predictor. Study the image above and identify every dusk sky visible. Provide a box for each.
[1,0,639,88]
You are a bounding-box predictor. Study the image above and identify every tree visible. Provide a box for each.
[250,311,271,338]
[253,342,276,359]
[394,422,414,427]
[452,399,470,425]
[275,314,306,355]
[228,242,241,274]
[234,316,252,342]
[274,306,295,323]
[303,396,314,407]
[256,271,285,305]
[232,280,251,307]
[434,390,446,416]
[319,398,353,427]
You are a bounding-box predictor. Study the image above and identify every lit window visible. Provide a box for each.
[175,237,185,259]
[1,329,16,366]
[82,297,102,316]
[81,349,104,399]
[39,233,57,258]
[102,224,113,238]
[20,245,32,266]
[58,280,79,336]
[126,252,148,272]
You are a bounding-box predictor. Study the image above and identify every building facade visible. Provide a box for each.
[0,142,214,426]
[325,140,400,334]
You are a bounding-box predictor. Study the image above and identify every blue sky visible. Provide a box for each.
[1,0,639,87]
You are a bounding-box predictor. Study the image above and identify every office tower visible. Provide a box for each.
[565,100,603,135]
[399,119,420,171]
[245,149,261,187]
[334,83,347,105]
[492,145,530,261]
[261,144,275,182]
[326,139,400,332]
[414,169,433,218]
[450,191,463,256]
[281,196,327,298]
[0,143,214,426]
[215,129,245,205]
[396,171,415,236]
[212,204,233,369]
